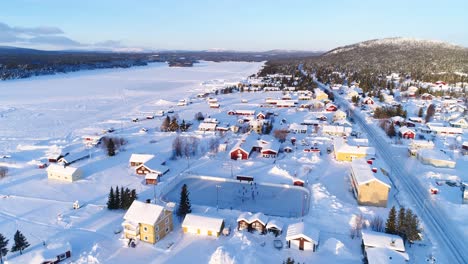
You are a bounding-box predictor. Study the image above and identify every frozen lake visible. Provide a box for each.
[162,176,310,217]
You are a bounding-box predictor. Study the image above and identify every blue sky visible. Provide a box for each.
[0,0,467,51]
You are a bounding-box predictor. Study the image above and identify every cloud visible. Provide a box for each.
[28,35,83,46]
[0,21,145,51]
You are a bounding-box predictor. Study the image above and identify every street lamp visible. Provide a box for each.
[216,185,221,211]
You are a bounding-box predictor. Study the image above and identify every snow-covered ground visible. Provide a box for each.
[0,62,432,263]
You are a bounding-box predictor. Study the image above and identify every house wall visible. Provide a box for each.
[153,210,173,243]
[183,221,224,237]
[335,151,367,162]
[251,221,266,233]
[357,181,390,207]
[238,220,249,230]
[130,161,143,167]
[47,170,81,182]
[230,149,248,160]
[146,178,157,185]
[139,223,156,244]
[289,238,314,251]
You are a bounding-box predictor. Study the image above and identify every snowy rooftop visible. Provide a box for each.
[334,138,375,155]
[365,247,409,264]
[350,159,391,188]
[417,149,454,162]
[237,212,269,226]
[182,213,224,231]
[46,163,80,175]
[361,230,406,252]
[198,122,217,130]
[129,154,155,164]
[286,222,320,243]
[123,200,164,225]
[266,219,284,231]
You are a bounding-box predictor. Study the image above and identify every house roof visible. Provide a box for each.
[361,230,406,252]
[334,138,375,156]
[199,122,217,130]
[350,158,391,188]
[398,126,415,135]
[289,123,307,131]
[123,200,164,225]
[137,157,169,174]
[237,212,269,226]
[366,247,409,264]
[286,222,320,243]
[417,149,455,163]
[129,154,155,164]
[266,219,284,231]
[145,173,158,180]
[182,213,224,231]
[46,164,80,175]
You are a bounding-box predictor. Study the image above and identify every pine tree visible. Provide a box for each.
[0,233,8,263]
[283,257,295,264]
[115,186,121,209]
[107,187,116,210]
[405,209,421,244]
[385,206,397,235]
[130,189,137,204]
[11,230,29,255]
[396,207,406,238]
[177,184,192,219]
[107,138,116,156]
[120,186,125,209]
[122,188,131,209]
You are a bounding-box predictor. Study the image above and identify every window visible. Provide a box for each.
[156,226,159,232]
[165,227,169,233]
[58,253,66,260]
[143,226,148,232]
[144,236,148,241]
[156,235,160,241]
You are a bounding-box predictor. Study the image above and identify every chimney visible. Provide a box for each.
[372,168,378,173]
[367,159,373,165]
[146,199,151,204]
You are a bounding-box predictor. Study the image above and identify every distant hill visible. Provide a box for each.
[310,37,468,74]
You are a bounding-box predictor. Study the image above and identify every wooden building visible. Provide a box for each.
[182,214,224,237]
[286,222,320,251]
[349,159,391,207]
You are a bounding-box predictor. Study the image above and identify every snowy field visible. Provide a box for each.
[162,176,310,217]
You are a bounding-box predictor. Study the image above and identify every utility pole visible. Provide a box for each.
[216,185,221,211]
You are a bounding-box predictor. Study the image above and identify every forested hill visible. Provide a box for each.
[0,46,320,81]
[308,37,468,74]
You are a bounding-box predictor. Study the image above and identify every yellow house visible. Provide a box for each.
[349,159,391,207]
[334,138,375,162]
[122,200,173,244]
[182,213,224,237]
[314,88,328,101]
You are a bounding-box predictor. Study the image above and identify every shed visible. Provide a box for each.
[266,219,284,237]
[145,173,158,185]
[286,222,320,251]
[182,214,225,237]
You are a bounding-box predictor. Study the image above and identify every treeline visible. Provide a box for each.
[373,105,407,119]
[107,186,137,210]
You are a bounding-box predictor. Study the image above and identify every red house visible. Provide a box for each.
[325,103,338,112]
[230,147,250,160]
[399,126,415,139]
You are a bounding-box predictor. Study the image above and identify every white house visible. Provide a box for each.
[416,149,456,168]
[182,214,225,237]
[47,164,82,182]
[286,222,320,251]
